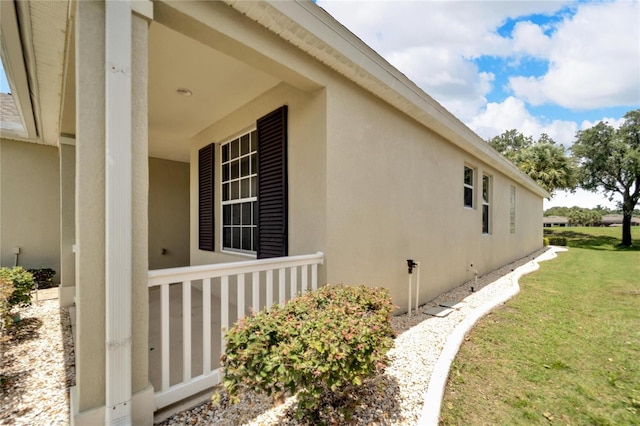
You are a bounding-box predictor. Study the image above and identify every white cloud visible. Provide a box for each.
[511,21,551,58]
[580,116,626,130]
[468,97,577,146]
[544,188,620,209]
[509,1,640,109]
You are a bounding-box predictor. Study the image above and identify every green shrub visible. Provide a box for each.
[0,267,35,311]
[221,284,395,421]
[0,277,15,329]
[543,237,550,247]
[548,236,567,246]
[27,268,56,289]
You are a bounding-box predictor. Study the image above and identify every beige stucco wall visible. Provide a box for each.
[0,139,60,279]
[149,157,190,269]
[189,82,327,268]
[324,78,543,311]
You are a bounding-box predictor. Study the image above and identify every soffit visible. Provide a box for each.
[148,22,280,162]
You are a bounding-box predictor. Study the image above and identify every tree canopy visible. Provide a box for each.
[572,109,640,246]
[488,130,576,196]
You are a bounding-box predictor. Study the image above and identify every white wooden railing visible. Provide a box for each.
[147,252,324,410]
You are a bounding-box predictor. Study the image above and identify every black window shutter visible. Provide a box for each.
[256,105,288,259]
[199,143,215,251]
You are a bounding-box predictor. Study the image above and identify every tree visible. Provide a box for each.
[488,130,576,195]
[572,109,640,246]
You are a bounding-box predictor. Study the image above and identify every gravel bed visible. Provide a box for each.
[0,298,75,426]
[159,248,550,426]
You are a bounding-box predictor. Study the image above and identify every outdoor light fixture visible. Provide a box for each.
[176,88,192,97]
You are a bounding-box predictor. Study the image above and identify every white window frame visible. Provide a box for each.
[482,174,491,234]
[220,128,258,257]
[464,165,475,208]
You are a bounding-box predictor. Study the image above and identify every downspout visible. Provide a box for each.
[105,0,133,424]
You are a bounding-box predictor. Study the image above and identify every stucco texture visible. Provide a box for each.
[0,139,60,279]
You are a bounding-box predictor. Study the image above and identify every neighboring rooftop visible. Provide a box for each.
[0,92,25,133]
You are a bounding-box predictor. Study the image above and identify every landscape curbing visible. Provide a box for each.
[418,246,567,425]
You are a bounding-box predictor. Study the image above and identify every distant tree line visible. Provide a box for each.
[544,206,640,227]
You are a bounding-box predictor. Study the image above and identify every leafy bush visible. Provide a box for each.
[0,267,35,311]
[0,277,15,329]
[221,284,395,421]
[548,236,567,246]
[543,237,550,247]
[27,268,56,289]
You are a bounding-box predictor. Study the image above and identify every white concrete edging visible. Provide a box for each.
[418,246,567,425]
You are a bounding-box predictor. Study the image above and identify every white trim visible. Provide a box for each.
[0,0,38,140]
[482,174,491,234]
[104,1,133,424]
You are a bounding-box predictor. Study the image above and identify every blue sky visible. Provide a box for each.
[317,0,640,209]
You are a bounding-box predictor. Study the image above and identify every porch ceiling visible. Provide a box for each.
[61,20,280,163]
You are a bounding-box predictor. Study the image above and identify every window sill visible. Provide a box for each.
[221,249,257,259]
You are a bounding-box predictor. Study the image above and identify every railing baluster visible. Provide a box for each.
[252,271,259,314]
[237,274,245,320]
[266,270,273,310]
[161,284,170,391]
[278,268,286,305]
[182,281,192,383]
[221,276,229,356]
[311,264,318,290]
[203,278,211,375]
[302,265,308,293]
[290,267,297,298]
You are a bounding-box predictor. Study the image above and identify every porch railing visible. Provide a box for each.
[147,252,324,410]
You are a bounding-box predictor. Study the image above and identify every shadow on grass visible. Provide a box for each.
[546,230,640,251]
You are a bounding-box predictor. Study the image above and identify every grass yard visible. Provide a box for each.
[440,227,640,425]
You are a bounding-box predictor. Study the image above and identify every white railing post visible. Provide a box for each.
[182,281,191,383]
[266,270,273,310]
[311,264,318,290]
[237,274,245,320]
[202,278,211,375]
[290,267,297,298]
[161,284,169,391]
[252,271,259,314]
[278,268,286,305]
[221,276,229,356]
[302,265,308,293]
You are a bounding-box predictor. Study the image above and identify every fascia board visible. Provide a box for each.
[228,0,550,199]
[0,0,39,140]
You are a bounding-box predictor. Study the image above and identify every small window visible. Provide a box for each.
[510,185,516,234]
[482,175,491,234]
[221,130,258,254]
[464,166,474,208]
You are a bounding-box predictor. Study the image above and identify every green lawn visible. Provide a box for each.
[440,227,640,425]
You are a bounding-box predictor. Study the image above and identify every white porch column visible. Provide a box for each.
[72,1,153,424]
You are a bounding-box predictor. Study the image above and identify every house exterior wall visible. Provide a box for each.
[324,78,543,311]
[0,138,60,279]
[189,82,327,274]
[149,157,190,270]
[176,1,543,312]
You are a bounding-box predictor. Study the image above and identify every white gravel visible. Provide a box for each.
[0,297,75,426]
[0,247,555,426]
